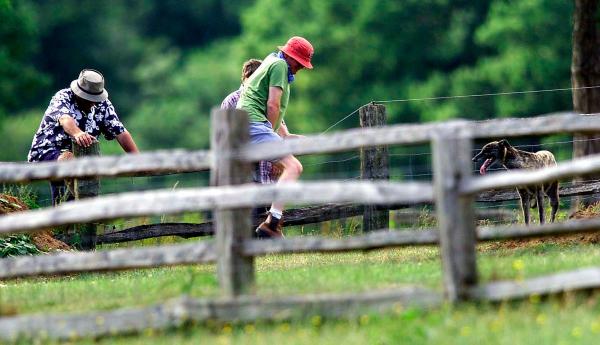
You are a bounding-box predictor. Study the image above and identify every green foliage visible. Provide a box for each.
[0,109,43,161]
[0,234,40,258]
[410,0,573,122]
[138,0,247,48]
[0,0,585,178]
[129,40,240,150]
[0,0,49,115]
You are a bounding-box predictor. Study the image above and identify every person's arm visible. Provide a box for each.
[277,119,290,137]
[267,86,283,130]
[59,115,97,147]
[116,130,139,153]
[277,120,305,140]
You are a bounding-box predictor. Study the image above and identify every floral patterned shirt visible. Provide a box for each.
[28,89,126,162]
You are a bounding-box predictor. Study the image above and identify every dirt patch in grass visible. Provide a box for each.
[0,193,70,252]
[0,194,28,214]
[485,202,600,251]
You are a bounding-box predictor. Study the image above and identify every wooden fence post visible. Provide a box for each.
[360,102,389,232]
[431,124,477,302]
[210,108,254,297]
[73,142,100,250]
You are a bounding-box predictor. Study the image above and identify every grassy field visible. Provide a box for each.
[2,239,600,344]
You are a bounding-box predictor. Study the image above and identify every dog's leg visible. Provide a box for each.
[547,181,559,223]
[536,187,545,224]
[518,189,530,225]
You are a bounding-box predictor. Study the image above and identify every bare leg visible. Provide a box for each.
[270,155,303,212]
[256,155,302,238]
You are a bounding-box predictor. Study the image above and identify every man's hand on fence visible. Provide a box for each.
[73,132,97,147]
[284,133,306,140]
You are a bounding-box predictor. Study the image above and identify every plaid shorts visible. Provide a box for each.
[255,161,276,184]
[249,121,281,185]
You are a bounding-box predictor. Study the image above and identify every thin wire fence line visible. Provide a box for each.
[320,104,368,134]
[371,85,600,104]
[301,136,600,169]
[304,154,361,167]
[305,126,600,169]
[320,83,600,134]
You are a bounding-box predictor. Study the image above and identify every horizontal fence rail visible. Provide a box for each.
[0,149,212,183]
[4,215,600,279]
[462,153,600,194]
[469,267,600,301]
[239,112,600,162]
[85,178,599,245]
[0,288,442,342]
[243,229,439,256]
[4,265,600,342]
[0,181,433,235]
[0,112,593,183]
[0,241,216,279]
[478,216,600,241]
[94,208,514,245]
[477,180,600,202]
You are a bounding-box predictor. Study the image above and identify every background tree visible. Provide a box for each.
[0,0,581,189]
[0,0,48,118]
[572,0,600,205]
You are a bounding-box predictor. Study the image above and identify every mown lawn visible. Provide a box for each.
[2,240,600,344]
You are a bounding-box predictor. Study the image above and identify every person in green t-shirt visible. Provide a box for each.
[237,36,314,239]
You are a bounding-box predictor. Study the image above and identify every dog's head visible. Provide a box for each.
[472,139,510,175]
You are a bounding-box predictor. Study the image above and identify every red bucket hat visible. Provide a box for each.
[278,36,314,69]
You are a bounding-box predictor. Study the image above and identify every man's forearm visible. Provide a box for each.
[59,115,84,137]
[277,121,290,137]
[116,131,139,153]
[266,103,280,128]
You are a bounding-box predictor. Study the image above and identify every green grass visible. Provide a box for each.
[2,241,600,344]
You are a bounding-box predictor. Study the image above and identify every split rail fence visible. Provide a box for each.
[2,107,600,340]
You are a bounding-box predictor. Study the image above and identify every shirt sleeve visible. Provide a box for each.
[47,90,76,123]
[101,101,126,140]
[220,90,241,110]
[268,60,288,89]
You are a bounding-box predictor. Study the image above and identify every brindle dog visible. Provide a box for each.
[472,139,559,225]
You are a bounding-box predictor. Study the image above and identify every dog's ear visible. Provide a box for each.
[498,139,510,148]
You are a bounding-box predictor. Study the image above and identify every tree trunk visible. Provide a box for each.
[572,0,600,206]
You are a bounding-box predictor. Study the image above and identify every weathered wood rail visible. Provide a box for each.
[0,149,212,183]
[2,108,600,341]
[90,180,599,245]
[45,176,600,246]
[91,206,513,244]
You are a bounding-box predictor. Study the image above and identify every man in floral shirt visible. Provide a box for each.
[28,69,139,205]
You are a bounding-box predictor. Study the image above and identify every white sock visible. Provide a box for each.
[269,207,283,220]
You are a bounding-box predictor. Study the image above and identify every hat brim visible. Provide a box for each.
[70,79,108,103]
[278,46,313,69]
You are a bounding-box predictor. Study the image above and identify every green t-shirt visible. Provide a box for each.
[237,54,290,130]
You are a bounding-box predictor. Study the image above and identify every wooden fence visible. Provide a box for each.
[2,108,600,340]
[70,181,600,245]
